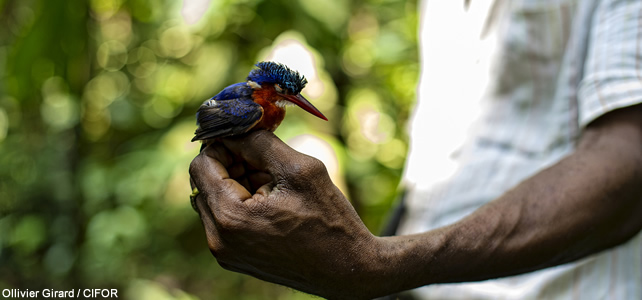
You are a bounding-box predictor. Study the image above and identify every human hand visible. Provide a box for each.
[189,130,386,299]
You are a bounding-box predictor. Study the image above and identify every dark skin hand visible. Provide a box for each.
[189,133,378,297]
[189,104,642,299]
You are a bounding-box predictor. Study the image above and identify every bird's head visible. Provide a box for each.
[247,61,327,121]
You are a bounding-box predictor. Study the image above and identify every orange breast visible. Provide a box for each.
[252,89,286,132]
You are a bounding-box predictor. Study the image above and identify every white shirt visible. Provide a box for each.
[400,0,642,298]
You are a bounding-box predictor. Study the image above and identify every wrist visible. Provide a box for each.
[346,235,426,298]
[366,229,452,295]
[336,234,398,299]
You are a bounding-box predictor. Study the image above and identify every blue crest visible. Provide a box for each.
[246,61,308,94]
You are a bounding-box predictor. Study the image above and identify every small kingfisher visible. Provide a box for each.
[191,61,328,144]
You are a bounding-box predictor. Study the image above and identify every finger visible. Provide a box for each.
[203,142,258,192]
[248,171,272,191]
[222,130,305,175]
[228,162,246,179]
[238,176,252,192]
[223,130,329,192]
[194,190,224,256]
[189,148,252,205]
[201,142,235,168]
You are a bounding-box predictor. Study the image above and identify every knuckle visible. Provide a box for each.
[206,231,234,262]
[292,155,328,179]
[206,234,225,257]
[207,238,222,255]
[281,155,333,194]
[188,156,203,177]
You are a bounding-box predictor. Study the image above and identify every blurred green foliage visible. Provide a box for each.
[0,0,418,298]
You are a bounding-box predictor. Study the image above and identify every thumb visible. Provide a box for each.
[223,130,331,189]
[222,130,305,176]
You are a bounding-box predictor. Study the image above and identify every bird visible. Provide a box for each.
[191,61,327,144]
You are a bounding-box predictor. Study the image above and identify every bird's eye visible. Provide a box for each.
[274,84,283,93]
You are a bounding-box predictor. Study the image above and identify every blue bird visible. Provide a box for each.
[191,61,327,142]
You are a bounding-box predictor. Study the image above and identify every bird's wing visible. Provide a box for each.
[192,96,263,141]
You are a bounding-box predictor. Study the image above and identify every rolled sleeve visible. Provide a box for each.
[578,0,642,127]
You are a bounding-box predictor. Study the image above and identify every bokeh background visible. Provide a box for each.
[0,0,418,298]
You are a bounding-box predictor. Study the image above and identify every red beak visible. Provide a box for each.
[282,94,328,121]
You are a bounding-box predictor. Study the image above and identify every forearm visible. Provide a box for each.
[371,106,642,295]
[190,109,641,300]
[425,152,641,283]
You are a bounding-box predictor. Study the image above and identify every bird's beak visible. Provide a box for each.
[282,94,328,121]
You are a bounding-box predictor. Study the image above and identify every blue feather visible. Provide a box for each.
[212,82,253,100]
[246,61,308,94]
